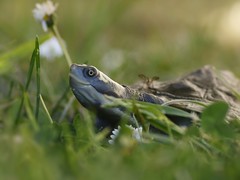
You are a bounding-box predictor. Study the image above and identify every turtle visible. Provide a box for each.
[69,64,240,131]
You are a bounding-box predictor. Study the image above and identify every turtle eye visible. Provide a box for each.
[87,68,97,77]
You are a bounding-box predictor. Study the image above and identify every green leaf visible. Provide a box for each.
[201,102,234,137]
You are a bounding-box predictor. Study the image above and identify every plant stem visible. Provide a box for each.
[51,26,72,66]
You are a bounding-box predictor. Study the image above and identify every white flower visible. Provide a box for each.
[33,1,58,31]
[108,125,143,144]
[109,126,121,144]
[40,37,63,60]
[129,125,143,142]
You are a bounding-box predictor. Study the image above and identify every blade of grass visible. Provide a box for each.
[35,36,41,121]
[40,94,53,124]
[105,96,194,118]
[132,101,147,131]
[142,132,174,144]
[14,85,24,127]
[23,92,39,131]
[133,102,181,137]
[25,42,37,91]
[190,138,213,157]
[14,37,40,126]
[162,99,208,108]
[104,96,189,137]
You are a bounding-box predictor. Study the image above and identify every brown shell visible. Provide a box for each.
[133,66,240,118]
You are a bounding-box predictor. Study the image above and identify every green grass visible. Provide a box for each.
[0,32,240,180]
[1,0,240,179]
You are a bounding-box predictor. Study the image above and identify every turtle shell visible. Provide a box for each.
[132,65,240,118]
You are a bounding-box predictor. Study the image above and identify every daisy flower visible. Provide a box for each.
[33,0,58,32]
[129,125,143,142]
[108,125,143,144]
[109,126,121,145]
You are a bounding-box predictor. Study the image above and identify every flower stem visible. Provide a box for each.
[51,25,72,66]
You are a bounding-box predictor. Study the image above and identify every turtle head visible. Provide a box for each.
[69,64,125,109]
[70,64,129,131]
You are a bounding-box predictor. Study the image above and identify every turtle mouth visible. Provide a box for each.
[69,73,90,86]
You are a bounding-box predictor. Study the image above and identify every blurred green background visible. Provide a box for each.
[1,0,240,179]
[1,0,240,84]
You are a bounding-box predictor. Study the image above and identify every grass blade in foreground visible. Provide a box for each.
[23,92,39,131]
[14,37,39,126]
[104,97,189,137]
[35,37,40,121]
[40,94,53,124]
